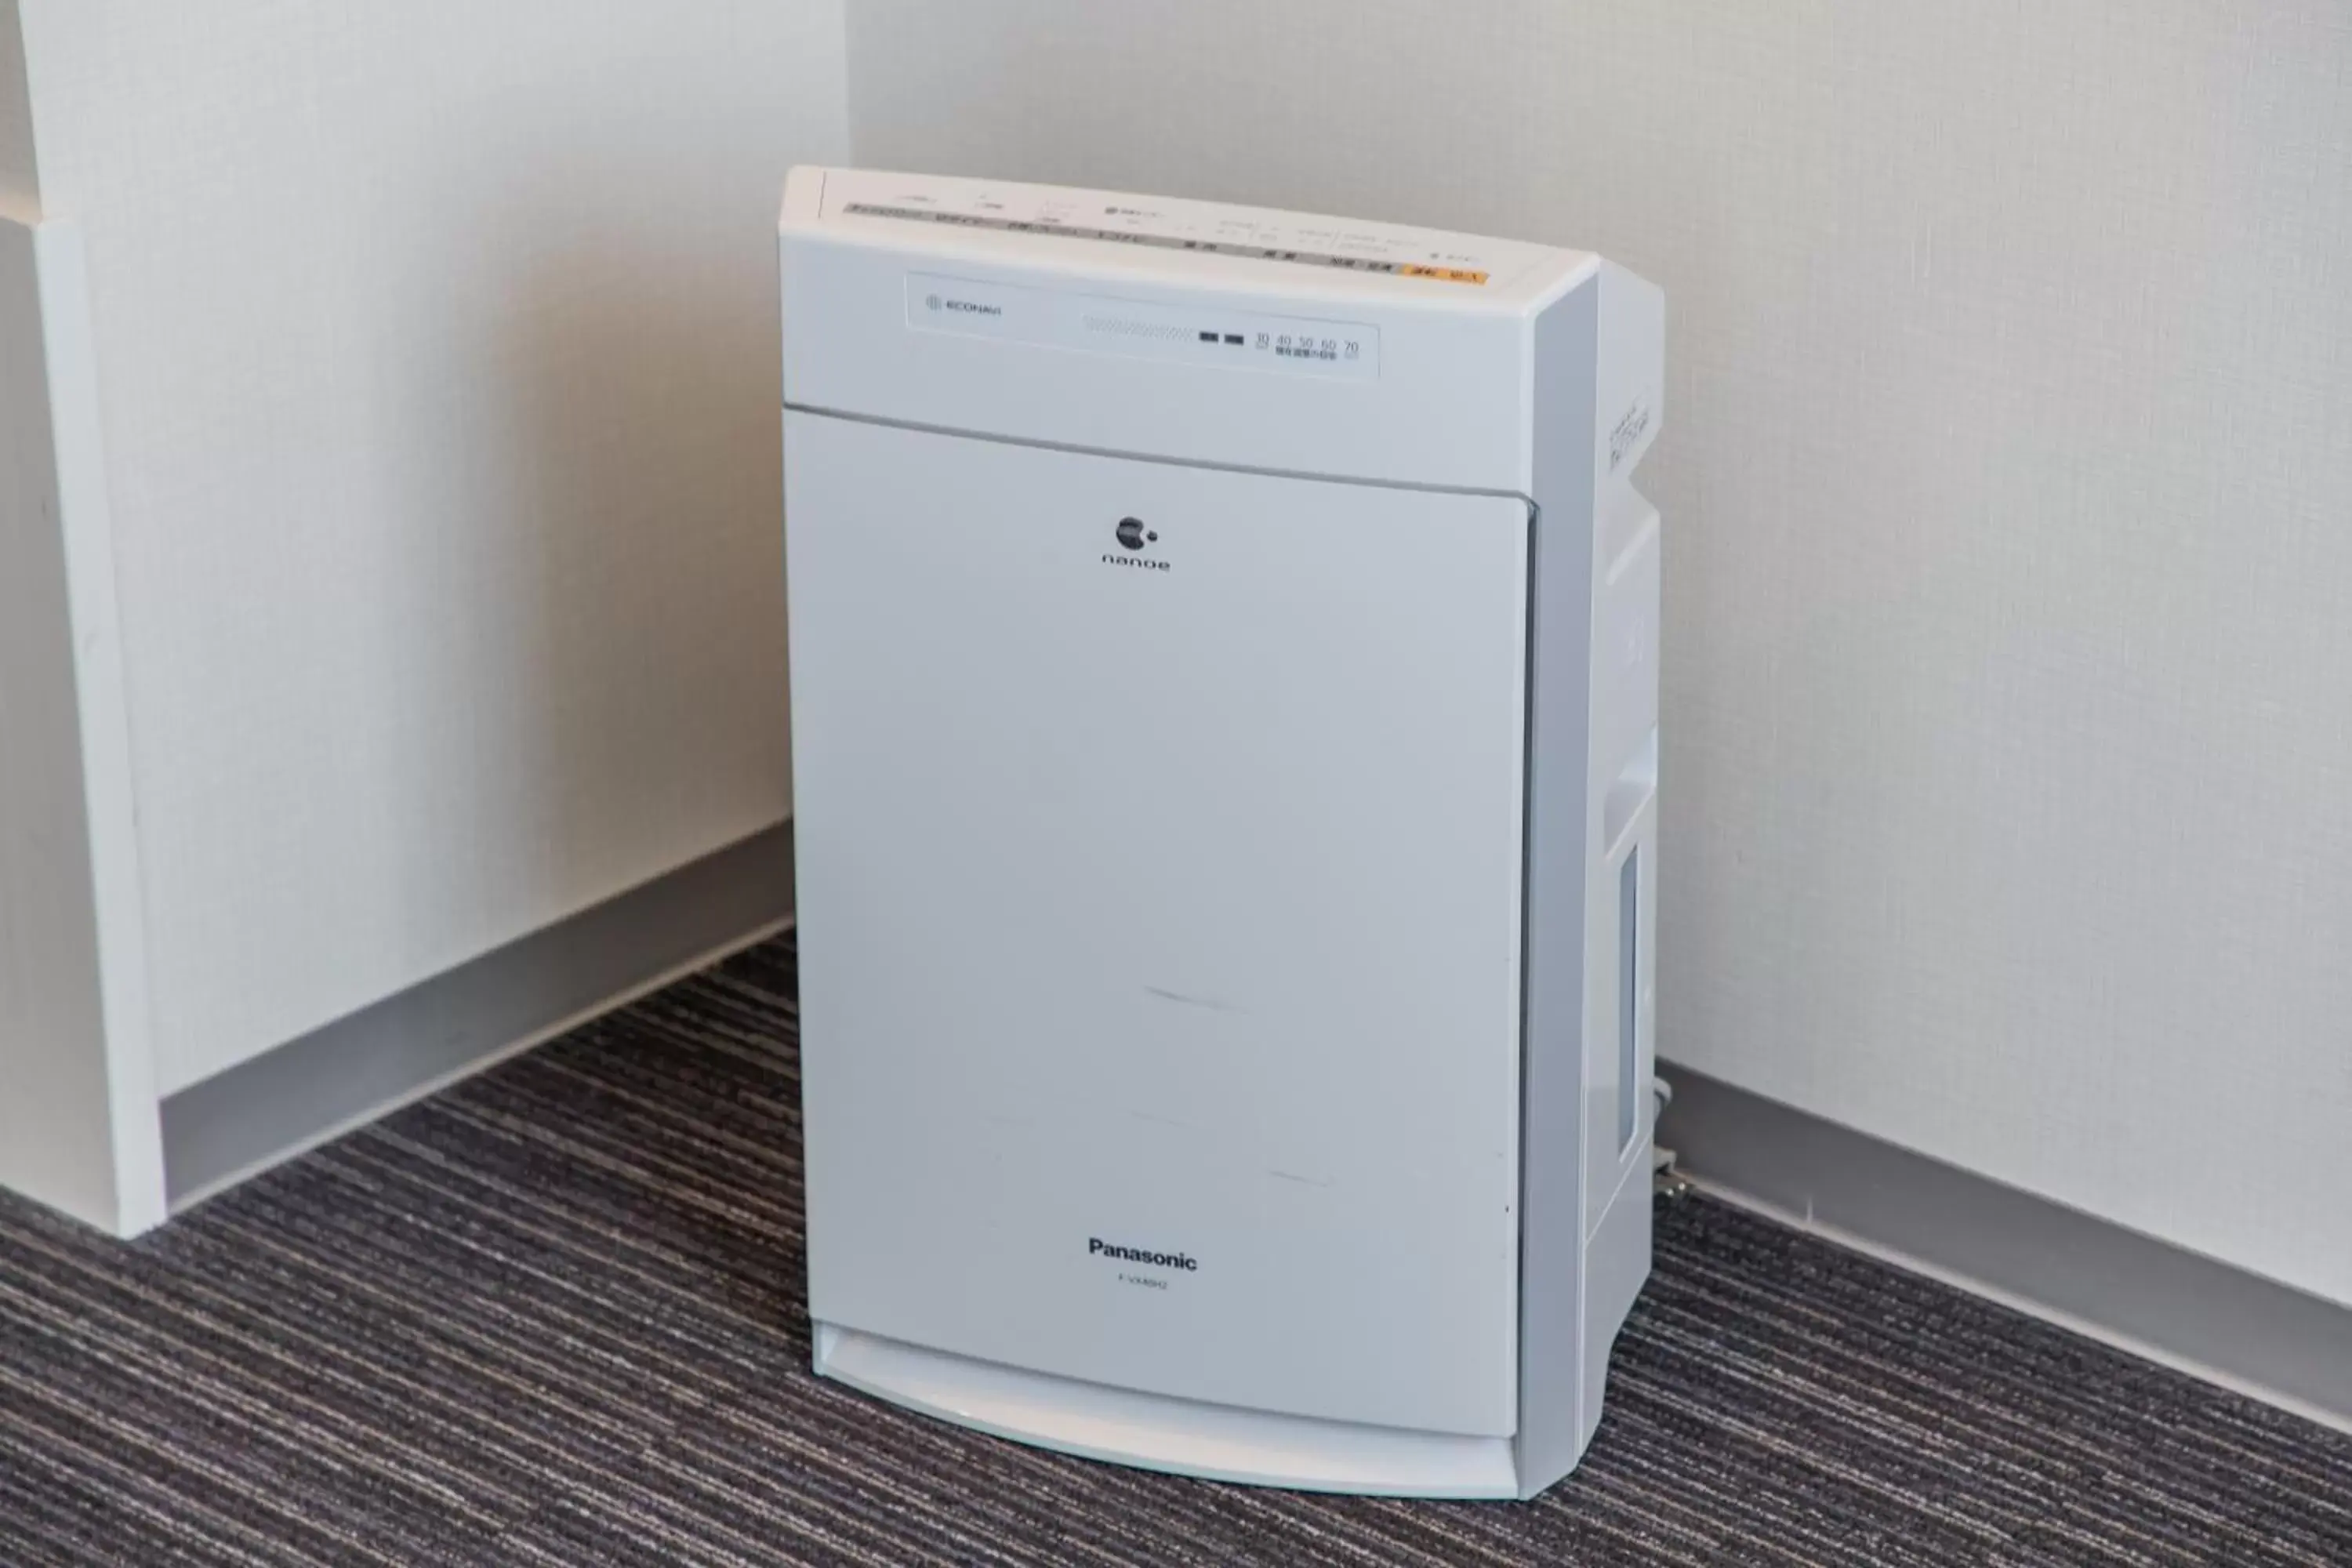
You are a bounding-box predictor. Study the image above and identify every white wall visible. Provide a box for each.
[0,1,31,220]
[0,220,114,1224]
[13,2,847,1094]
[0,215,162,1232]
[844,0,2352,1308]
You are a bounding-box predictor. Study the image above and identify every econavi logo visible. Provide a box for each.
[1103,516,1170,572]
[1089,1237,1198,1271]
[927,293,1002,317]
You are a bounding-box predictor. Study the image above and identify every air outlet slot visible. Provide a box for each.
[1617,848,1640,1154]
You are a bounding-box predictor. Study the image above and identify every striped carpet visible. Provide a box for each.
[2,936,2347,1566]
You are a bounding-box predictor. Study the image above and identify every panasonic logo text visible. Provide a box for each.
[1089,1237,1197,1271]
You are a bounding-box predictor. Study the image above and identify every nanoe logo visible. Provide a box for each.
[1103,514,1170,571]
[1089,1237,1197,1271]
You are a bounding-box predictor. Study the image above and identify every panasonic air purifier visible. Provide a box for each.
[779,168,1664,1500]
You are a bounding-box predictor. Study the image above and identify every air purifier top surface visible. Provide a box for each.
[788,167,1596,314]
[781,167,1653,492]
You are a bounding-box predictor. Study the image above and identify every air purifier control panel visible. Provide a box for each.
[818,169,1566,295]
[906,270,1381,380]
[844,197,1507,285]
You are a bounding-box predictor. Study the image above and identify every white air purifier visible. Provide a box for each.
[779,168,1664,1500]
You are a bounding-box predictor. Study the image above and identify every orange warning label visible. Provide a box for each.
[1399,264,1490,285]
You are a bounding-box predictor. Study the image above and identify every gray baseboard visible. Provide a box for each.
[162,823,794,1210]
[1658,1064,2352,1432]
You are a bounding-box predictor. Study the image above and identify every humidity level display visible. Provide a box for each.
[1198,327,1365,364]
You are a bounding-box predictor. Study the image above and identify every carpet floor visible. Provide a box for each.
[2,935,2347,1566]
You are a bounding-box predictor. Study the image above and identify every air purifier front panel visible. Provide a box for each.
[786,412,1531,1439]
[781,165,1665,1497]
